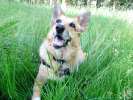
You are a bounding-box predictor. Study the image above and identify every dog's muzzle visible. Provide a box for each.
[53,35,71,49]
[53,23,71,49]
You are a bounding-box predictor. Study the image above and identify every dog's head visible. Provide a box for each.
[50,5,90,49]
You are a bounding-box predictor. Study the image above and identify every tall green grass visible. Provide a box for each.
[0,1,133,100]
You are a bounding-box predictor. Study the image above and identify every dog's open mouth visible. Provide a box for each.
[53,35,65,48]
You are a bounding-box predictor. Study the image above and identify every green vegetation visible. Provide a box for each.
[0,1,133,100]
[3,0,133,9]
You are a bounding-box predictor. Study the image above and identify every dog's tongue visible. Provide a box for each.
[53,37,64,46]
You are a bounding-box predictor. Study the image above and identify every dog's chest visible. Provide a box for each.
[47,43,77,65]
[54,48,66,59]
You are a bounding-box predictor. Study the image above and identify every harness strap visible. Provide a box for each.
[41,56,66,68]
[53,56,66,64]
[41,59,51,68]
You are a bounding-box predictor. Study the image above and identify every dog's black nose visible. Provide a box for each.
[56,24,65,33]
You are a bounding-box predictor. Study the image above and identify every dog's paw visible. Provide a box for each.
[32,96,40,100]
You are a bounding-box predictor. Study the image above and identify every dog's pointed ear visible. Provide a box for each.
[51,4,64,25]
[77,10,90,32]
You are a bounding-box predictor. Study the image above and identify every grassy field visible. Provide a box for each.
[0,1,133,100]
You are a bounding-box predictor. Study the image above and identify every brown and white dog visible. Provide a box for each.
[32,5,90,100]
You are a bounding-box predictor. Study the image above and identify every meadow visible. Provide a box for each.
[0,1,133,100]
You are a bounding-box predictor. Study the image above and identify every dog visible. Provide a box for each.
[32,4,90,100]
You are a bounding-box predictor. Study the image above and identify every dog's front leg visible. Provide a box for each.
[32,41,49,100]
[32,64,49,100]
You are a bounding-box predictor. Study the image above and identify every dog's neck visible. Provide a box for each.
[54,48,65,59]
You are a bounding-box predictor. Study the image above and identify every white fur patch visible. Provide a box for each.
[32,96,40,100]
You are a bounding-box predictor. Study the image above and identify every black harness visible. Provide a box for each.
[53,56,66,64]
[41,56,66,68]
[41,57,70,76]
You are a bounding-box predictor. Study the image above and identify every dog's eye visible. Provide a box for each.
[56,19,62,23]
[69,22,76,28]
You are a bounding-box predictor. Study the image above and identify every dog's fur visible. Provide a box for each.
[32,5,90,100]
